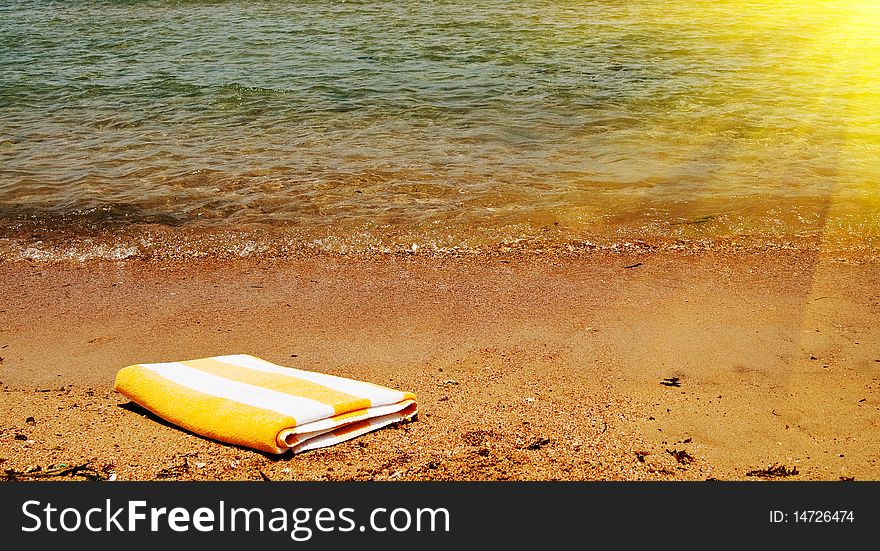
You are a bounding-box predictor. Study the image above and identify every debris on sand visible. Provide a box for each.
[155,457,190,479]
[635,450,650,463]
[623,263,643,269]
[3,463,107,481]
[523,437,551,451]
[667,449,694,465]
[660,376,681,387]
[746,464,799,478]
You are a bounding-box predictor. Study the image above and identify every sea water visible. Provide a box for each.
[1,0,878,258]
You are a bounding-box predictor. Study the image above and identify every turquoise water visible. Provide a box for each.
[1,1,878,257]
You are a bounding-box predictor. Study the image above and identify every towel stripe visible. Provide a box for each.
[115,364,296,454]
[291,404,418,454]
[140,361,334,423]
[284,400,417,438]
[181,357,371,416]
[216,354,410,406]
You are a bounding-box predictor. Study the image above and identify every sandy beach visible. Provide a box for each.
[1,246,878,481]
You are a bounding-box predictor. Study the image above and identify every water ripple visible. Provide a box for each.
[1,0,878,257]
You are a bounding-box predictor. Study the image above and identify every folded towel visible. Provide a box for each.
[114,354,417,454]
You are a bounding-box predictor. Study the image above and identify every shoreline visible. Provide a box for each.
[1,248,878,480]
[3,212,880,262]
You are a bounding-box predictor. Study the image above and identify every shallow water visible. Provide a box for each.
[1,0,878,258]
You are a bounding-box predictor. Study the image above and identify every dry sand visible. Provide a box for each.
[1,248,878,481]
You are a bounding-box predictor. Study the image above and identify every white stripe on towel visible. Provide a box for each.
[290,411,411,454]
[216,354,407,406]
[140,361,334,423]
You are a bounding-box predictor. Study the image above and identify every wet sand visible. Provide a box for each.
[1,248,878,481]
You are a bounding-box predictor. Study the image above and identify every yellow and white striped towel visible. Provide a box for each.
[114,354,417,454]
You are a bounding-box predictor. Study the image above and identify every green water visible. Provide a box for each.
[1,0,878,258]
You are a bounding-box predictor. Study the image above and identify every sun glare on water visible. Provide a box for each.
[666,0,880,236]
[807,1,880,232]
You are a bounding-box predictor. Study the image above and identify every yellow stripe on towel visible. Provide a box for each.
[114,354,417,454]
